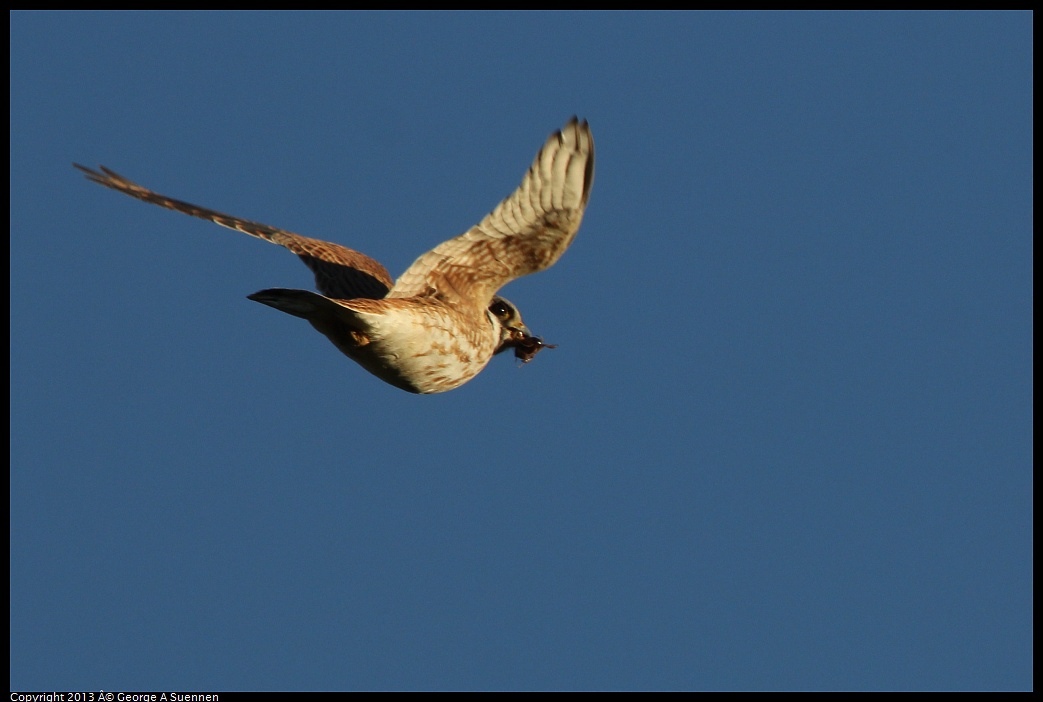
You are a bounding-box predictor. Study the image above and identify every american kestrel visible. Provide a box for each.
[76,118,594,393]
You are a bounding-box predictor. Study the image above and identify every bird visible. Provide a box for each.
[75,117,594,394]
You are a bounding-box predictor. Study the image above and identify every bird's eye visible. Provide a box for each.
[490,301,510,320]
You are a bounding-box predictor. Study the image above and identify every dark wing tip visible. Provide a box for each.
[74,163,135,189]
[73,162,103,182]
[558,117,595,207]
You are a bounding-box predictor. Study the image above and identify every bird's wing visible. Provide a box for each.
[386,117,594,309]
[75,164,393,299]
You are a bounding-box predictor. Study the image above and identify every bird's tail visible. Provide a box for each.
[247,288,339,320]
[247,287,371,359]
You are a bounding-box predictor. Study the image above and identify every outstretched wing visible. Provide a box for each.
[74,164,393,300]
[387,117,594,308]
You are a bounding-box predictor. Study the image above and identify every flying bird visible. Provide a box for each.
[75,118,594,393]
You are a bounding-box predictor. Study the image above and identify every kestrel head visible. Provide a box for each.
[489,296,556,363]
[489,296,529,350]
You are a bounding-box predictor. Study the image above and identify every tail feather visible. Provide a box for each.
[247,288,361,330]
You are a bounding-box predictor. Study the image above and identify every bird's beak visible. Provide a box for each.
[509,322,532,340]
[495,321,532,355]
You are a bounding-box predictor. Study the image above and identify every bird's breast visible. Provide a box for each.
[347,304,499,394]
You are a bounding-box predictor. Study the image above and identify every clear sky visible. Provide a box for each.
[10,11,1032,692]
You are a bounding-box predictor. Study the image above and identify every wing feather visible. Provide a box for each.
[74,164,393,299]
[387,117,594,308]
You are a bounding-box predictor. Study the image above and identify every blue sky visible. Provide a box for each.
[10,11,1032,691]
